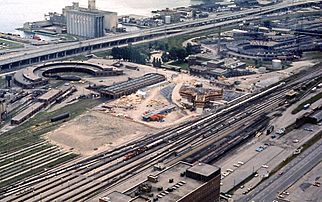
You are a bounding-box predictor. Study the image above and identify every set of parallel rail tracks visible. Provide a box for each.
[1,65,322,201]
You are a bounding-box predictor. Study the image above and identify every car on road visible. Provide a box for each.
[226,169,234,173]
[222,172,229,177]
[303,103,311,110]
[313,181,321,187]
[238,161,244,165]
[304,128,313,132]
[261,164,269,168]
[292,139,299,143]
[277,194,285,199]
[256,147,264,152]
[275,128,285,135]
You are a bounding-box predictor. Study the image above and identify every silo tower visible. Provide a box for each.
[88,0,96,10]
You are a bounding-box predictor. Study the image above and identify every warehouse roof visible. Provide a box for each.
[38,89,62,101]
[11,102,44,122]
[102,73,165,95]
[310,110,322,123]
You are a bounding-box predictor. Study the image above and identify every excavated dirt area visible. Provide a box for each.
[45,111,158,156]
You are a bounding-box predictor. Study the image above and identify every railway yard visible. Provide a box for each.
[0,60,321,201]
[0,2,321,201]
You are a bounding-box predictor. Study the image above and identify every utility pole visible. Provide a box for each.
[217,26,222,56]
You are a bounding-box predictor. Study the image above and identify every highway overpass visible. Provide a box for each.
[0,0,320,71]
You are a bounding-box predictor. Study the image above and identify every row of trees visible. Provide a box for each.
[110,41,197,65]
[111,46,148,64]
[152,58,162,68]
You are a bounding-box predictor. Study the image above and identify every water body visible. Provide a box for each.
[0,0,202,33]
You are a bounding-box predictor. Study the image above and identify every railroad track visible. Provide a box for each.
[1,65,322,201]
[16,87,287,201]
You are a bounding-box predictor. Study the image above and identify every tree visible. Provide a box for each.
[169,48,178,60]
[157,58,162,68]
[161,52,170,63]
[186,43,193,55]
[111,47,147,64]
[152,57,157,67]
[176,48,188,61]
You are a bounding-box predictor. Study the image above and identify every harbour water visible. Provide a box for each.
[0,0,202,33]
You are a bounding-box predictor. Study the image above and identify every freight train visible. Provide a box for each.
[123,139,165,161]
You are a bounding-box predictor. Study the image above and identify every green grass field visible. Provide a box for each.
[0,98,102,153]
[0,39,24,50]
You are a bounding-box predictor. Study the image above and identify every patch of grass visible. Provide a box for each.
[0,98,102,153]
[94,50,111,58]
[169,61,189,69]
[303,51,322,60]
[0,144,52,167]
[0,153,77,188]
[0,39,24,49]
[66,54,89,61]
[292,91,322,114]
[0,99,101,188]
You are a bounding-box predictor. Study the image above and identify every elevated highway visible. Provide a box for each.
[0,0,320,70]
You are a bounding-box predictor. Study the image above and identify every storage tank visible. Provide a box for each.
[272,59,282,70]
[258,66,266,73]
[165,16,171,24]
[88,0,96,10]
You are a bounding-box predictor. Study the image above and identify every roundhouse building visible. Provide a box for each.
[14,61,123,89]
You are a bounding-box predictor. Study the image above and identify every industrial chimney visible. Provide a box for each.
[88,0,96,10]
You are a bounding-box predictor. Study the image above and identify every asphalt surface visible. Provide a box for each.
[238,137,322,202]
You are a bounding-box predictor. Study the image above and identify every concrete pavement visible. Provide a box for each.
[238,137,322,202]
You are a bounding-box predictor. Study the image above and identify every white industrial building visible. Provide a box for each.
[65,1,117,38]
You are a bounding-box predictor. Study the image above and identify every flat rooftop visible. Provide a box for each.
[121,162,219,202]
[11,102,44,122]
[310,109,322,122]
[187,163,220,178]
[102,73,165,95]
[38,89,62,101]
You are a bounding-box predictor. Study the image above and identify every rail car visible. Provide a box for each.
[123,138,166,161]
[145,139,164,149]
[175,146,192,157]
[123,147,147,161]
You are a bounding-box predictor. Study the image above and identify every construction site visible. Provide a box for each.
[32,56,253,157]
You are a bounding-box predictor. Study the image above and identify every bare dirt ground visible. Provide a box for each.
[45,111,157,156]
[44,60,211,155]
[103,84,197,129]
[99,65,213,128]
